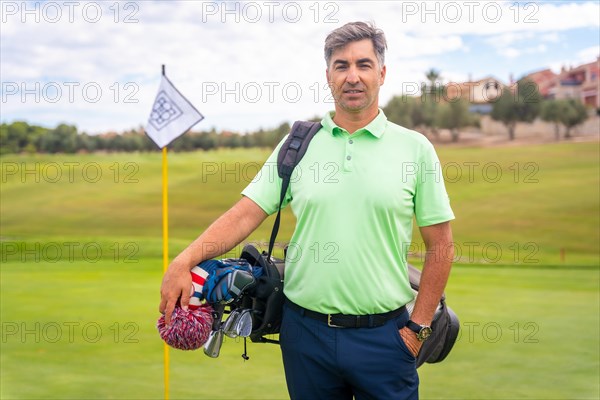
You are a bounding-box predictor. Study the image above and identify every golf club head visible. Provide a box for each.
[220,269,256,304]
[222,308,253,338]
[203,329,224,358]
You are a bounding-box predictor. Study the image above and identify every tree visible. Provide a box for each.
[38,124,77,153]
[422,69,443,136]
[76,133,100,152]
[383,95,417,128]
[0,122,24,154]
[195,130,219,150]
[540,98,589,139]
[269,122,291,148]
[558,99,588,139]
[0,121,48,154]
[425,68,441,90]
[437,99,472,142]
[491,79,542,140]
[540,99,563,140]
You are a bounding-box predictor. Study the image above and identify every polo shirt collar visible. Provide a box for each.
[321,109,388,139]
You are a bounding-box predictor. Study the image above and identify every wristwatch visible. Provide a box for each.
[406,320,432,342]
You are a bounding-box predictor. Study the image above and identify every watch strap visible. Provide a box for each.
[406,320,424,334]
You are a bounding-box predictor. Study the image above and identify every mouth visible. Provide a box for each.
[343,89,364,95]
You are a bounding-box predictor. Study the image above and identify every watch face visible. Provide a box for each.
[417,326,433,341]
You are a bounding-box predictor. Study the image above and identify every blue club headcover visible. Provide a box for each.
[199,259,259,304]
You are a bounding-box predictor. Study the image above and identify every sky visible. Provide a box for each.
[1,0,599,134]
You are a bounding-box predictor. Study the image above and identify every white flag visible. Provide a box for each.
[145,74,204,148]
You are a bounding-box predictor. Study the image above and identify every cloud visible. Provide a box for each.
[484,30,560,48]
[485,32,534,48]
[548,45,600,73]
[498,47,521,59]
[577,45,600,61]
[540,32,560,43]
[484,26,570,60]
[497,43,548,59]
[343,1,599,37]
[1,1,598,133]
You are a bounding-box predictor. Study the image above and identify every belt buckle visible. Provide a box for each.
[327,314,343,328]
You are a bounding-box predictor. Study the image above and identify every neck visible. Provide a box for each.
[332,107,379,134]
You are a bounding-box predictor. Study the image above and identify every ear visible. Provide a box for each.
[326,68,335,91]
[379,65,387,85]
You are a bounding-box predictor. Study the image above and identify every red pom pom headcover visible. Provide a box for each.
[157,304,213,350]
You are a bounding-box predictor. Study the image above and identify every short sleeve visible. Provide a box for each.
[414,142,455,227]
[241,136,292,216]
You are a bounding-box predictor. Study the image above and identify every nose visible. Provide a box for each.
[346,67,359,84]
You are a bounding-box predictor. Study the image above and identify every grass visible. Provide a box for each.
[1,141,599,399]
[420,266,600,400]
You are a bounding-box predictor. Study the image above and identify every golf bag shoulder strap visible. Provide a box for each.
[242,121,321,345]
[267,121,322,258]
[277,121,322,180]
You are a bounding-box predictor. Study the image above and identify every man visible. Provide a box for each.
[160,21,454,399]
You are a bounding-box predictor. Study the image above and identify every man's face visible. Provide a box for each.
[326,39,386,116]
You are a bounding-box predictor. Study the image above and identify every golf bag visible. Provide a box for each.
[204,121,322,350]
[201,244,284,359]
[406,264,460,367]
[201,249,283,358]
[237,244,285,343]
[238,120,324,344]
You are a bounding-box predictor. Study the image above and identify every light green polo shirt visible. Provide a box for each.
[242,110,454,315]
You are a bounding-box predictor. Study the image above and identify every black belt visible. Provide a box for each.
[286,300,407,328]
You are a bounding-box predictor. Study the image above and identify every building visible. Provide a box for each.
[522,68,556,97]
[443,76,505,114]
[524,57,600,109]
[444,76,504,105]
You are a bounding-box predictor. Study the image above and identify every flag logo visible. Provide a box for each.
[149,91,184,130]
[145,74,204,148]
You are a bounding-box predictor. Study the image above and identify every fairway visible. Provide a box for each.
[1,141,599,399]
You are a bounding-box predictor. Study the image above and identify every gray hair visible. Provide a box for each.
[324,21,387,69]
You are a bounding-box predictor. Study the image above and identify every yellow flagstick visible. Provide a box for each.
[162,64,169,400]
[162,146,170,400]
[153,63,202,400]
[161,62,170,400]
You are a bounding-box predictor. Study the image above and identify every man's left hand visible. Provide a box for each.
[399,327,422,358]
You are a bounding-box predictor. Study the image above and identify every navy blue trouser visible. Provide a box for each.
[280,302,419,400]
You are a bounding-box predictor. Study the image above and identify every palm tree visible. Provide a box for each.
[425,68,441,90]
[423,69,442,137]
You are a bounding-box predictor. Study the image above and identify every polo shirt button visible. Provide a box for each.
[346,155,351,161]
[349,140,353,144]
